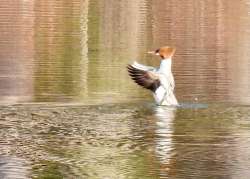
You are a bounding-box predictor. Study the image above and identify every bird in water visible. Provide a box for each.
[127,46,178,106]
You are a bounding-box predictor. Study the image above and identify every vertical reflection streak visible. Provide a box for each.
[154,106,176,177]
[79,0,89,100]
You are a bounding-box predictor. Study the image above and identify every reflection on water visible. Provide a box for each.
[154,107,176,165]
[0,104,250,178]
[0,156,29,179]
[1,0,250,178]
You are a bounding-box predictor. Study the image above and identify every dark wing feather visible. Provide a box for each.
[127,64,160,92]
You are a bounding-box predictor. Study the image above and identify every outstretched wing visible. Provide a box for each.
[131,61,156,71]
[127,64,160,92]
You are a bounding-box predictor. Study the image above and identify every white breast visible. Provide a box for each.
[154,59,178,106]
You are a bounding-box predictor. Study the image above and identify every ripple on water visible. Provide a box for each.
[0,103,250,178]
[0,156,30,179]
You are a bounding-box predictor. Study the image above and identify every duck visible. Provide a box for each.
[127,46,178,106]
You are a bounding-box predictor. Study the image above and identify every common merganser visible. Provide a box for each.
[127,46,178,106]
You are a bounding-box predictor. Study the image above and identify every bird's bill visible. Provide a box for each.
[147,51,159,55]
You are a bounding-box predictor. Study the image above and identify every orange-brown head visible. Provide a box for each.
[148,46,176,59]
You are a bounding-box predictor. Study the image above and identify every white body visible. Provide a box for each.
[132,59,178,106]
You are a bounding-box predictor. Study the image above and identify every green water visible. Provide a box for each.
[1,103,250,178]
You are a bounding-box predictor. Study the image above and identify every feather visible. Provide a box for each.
[127,64,160,92]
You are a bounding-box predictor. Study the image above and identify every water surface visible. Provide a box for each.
[0,0,250,178]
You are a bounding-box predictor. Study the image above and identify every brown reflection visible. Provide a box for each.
[0,0,250,104]
[0,1,34,103]
[226,0,250,104]
[150,0,250,104]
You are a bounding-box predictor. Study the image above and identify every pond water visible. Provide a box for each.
[0,0,250,178]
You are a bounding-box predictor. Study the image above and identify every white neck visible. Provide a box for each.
[159,58,172,74]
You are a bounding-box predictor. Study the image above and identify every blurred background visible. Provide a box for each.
[1,0,250,105]
[1,1,250,179]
